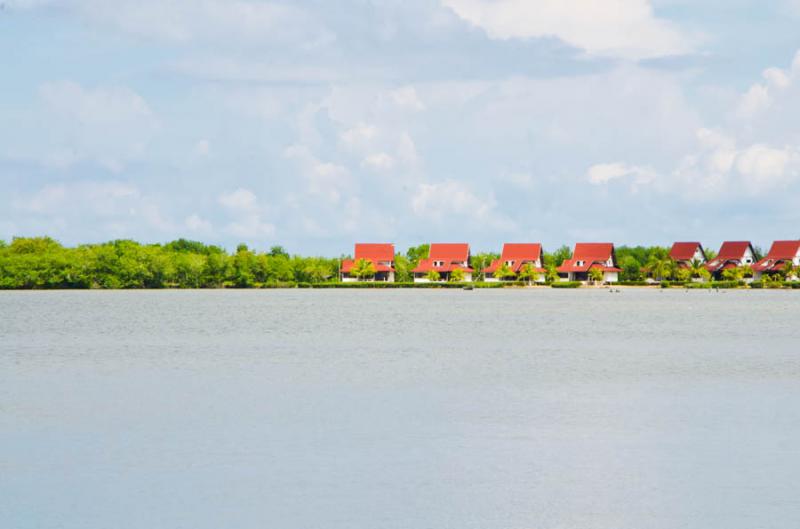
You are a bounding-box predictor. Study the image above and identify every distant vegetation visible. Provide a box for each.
[0,237,791,289]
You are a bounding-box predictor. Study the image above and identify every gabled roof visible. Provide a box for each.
[428,243,470,262]
[412,243,473,273]
[341,243,395,273]
[557,243,621,273]
[706,241,754,272]
[355,243,394,262]
[670,242,705,262]
[753,240,800,272]
[484,243,543,274]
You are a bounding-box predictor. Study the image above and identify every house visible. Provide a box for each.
[705,241,756,280]
[483,243,546,282]
[412,243,473,282]
[340,243,395,282]
[557,243,621,283]
[752,240,800,280]
[669,242,707,269]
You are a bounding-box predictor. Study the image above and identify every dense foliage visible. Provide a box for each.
[0,237,339,289]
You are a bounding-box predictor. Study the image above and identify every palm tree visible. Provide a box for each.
[782,262,797,281]
[518,263,538,286]
[449,268,466,283]
[588,267,604,284]
[494,263,515,281]
[425,269,441,282]
[688,258,707,281]
[351,258,377,281]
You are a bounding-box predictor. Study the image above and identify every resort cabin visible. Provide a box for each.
[412,243,473,282]
[484,243,545,282]
[557,243,621,283]
[705,241,756,280]
[340,243,395,282]
[669,242,707,269]
[752,240,800,280]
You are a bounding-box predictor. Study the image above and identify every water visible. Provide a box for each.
[2,289,799,529]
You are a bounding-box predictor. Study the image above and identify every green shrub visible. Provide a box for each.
[750,281,763,289]
[551,281,581,288]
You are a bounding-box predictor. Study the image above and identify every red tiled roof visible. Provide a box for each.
[341,243,395,273]
[670,242,704,261]
[557,243,619,273]
[706,241,753,272]
[753,240,800,272]
[412,243,472,273]
[428,243,470,262]
[484,243,543,274]
[355,243,394,262]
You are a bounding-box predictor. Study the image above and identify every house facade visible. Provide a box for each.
[705,241,756,280]
[340,243,395,282]
[412,243,473,282]
[483,243,545,282]
[752,240,800,280]
[557,243,621,283]
[669,242,707,269]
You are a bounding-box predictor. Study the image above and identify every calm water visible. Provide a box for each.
[2,289,799,529]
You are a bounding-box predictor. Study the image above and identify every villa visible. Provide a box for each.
[412,243,473,282]
[705,241,756,280]
[340,243,395,282]
[484,243,546,282]
[669,242,707,269]
[752,240,800,280]
[557,243,621,283]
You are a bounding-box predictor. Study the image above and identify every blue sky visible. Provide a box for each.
[2,0,800,254]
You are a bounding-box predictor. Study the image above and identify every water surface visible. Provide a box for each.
[2,289,799,528]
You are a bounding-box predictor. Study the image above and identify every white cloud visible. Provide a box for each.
[218,188,275,240]
[362,152,395,171]
[411,180,514,230]
[285,144,353,204]
[185,214,213,233]
[736,51,800,118]
[219,188,258,212]
[587,162,656,188]
[441,0,694,60]
[389,86,425,111]
[736,144,798,190]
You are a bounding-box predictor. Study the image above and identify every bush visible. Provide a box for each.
[750,281,763,289]
[660,281,671,288]
[551,281,581,288]
[685,282,712,289]
[616,281,650,286]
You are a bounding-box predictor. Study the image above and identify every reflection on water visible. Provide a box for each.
[2,289,799,529]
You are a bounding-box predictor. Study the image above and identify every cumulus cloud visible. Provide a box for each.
[441,0,694,60]
[736,53,799,118]
[411,180,515,230]
[587,162,656,189]
[285,144,353,204]
[218,188,275,240]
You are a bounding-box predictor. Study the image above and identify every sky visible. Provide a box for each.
[2,0,800,255]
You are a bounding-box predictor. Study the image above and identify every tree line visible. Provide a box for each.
[0,237,777,289]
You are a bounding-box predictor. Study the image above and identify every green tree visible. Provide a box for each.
[620,256,642,281]
[722,267,744,281]
[269,245,289,258]
[470,252,499,281]
[449,268,466,282]
[351,258,377,281]
[425,269,441,282]
[406,244,430,266]
[393,254,412,282]
[494,263,515,281]
[545,264,560,284]
[588,267,604,284]
[518,263,538,285]
[543,246,571,267]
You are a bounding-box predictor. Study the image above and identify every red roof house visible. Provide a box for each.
[341,243,395,282]
[557,243,621,283]
[752,240,800,280]
[484,243,545,282]
[412,243,473,282]
[669,242,707,269]
[705,241,756,279]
